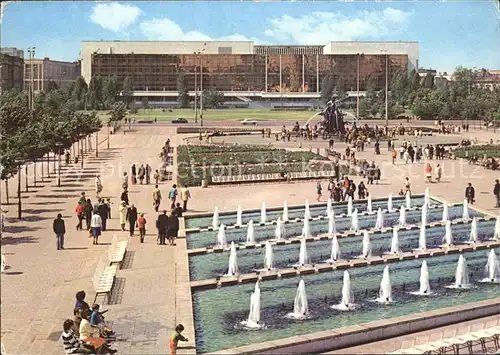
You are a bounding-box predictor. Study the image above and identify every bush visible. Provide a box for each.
[455,145,500,159]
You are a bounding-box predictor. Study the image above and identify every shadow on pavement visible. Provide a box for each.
[1,235,39,245]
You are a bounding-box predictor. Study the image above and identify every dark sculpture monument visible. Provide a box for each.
[322,100,346,135]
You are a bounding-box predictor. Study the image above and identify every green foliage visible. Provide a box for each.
[455,145,500,159]
[122,76,133,108]
[141,96,149,111]
[422,73,435,89]
[320,74,334,103]
[202,88,224,109]
[177,72,190,108]
[334,76,346,99]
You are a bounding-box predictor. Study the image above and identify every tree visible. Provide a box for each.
[46,80,58,92]
[390,69,409,106]
[141,97,149,112]
[334,76,346,100]
[176,72,190,108]
[320,74,334,103]
[202,88,224,109]
[109,102,127,124]
[422,73,435,89]
[122,76,133,108]
[102,75,119,109]
[86,75,102,109]
[72,76,88,108]
[358,97,371,119]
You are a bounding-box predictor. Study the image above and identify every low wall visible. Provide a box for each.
[176,127,261,134]
[210,298,500,354]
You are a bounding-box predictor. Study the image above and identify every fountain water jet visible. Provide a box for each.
[304,199,311,218]
[213,207,220,229]
[390,228,400,254]
[328,236,341,262]
[240,282,263,329]
[295,239,310,267]
[418,223,427,251]
[442,204,449,222]
[287,280,309,319]
[468,217,478,243]
[301,215,311,237]
[443,220,453,247]
[367,195,373,214]
[282,201,289,221]
[226,242,238,276]
[275,217,283,240]
[246,220,256,244]
[410,261,431,295]
[406,191,411,209]
[326,198,332,216]
[424,187,430,207]
[361,231,372,258]
[217,224,227,247]
[399,206,406,227]
[462,199,470,221]
[261,202,267,224]
[447,255,470,288]
[347,196,353,216]
[494,217,500,241]
[376,266,393,303]
[263,241,274,271]
[331,271,356,311]
[481,249,500,283]
[328,211,336,235]
[351,208,359,231]
[421,203,428,225]
[387,194,393,212]
[374,208,384,229]
[236,205,243,226]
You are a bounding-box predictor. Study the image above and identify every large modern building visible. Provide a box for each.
[0,47,24,94]
[24,57,81,92]
[81,41,419,100]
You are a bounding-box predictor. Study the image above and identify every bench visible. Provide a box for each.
[93,257,118,304]
[108,235,128,267]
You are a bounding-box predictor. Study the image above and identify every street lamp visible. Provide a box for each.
[27,47,36,111]
[95,131,99,158]
[15,158,24,219]
[55,142,63,187]
[199,43,207,127]
[380,49,389,128]
[356,53,364,121]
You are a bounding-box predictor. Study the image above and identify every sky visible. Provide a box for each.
[1,1,499,74]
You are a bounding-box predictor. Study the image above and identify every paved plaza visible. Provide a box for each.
[1,123,499,354]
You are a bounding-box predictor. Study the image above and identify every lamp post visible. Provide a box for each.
[55,142,63,187]
[27,47,36,111]
[107,124,110,149]
[194,51,198,123]
[380,49,389,128]
[199,43,207,127]
[356,53,363,121]
[96,132,99,158]
[15,158,24,219]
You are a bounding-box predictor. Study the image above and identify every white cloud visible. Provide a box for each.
[263,8,412,44]
[90,3,142,32]
[140,18,260,42]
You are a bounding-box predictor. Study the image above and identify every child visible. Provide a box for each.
[137,213,147,243]
[169,324,188,355]
[90,304,114,337]
[106,199,112,219]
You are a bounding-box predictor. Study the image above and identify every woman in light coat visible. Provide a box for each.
[119,201,127,232]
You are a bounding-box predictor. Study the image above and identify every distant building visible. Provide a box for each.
[418,68,437,77]
[24,57,81,92]
[0,47,24,93]
[472,70,500,91]
[80,40,419,101]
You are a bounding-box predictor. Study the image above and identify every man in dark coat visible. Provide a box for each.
[494,179,500,208]
[53,213,66,250]
[465,182,475,205]
[120,189,129,206]
[99,200,109,231]
[167,210,179,246]
[156,210,168,245]
[126,204,138,237]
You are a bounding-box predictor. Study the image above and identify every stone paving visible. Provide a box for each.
[0,122,498,355]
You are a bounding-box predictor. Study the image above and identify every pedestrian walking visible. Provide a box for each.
[119,201,127,231]
[391,150,396,164]
[156,210,168,245]
[436,164,442,183]
[316,182,322,202]
[75,201,84,231]
[95,175,103,199]
[137,213,147,243]
[145,164,151,184]
[90,211,102,245]
[120,189,129,206]
[168,184,178,209]
[84,199,93,230]
[122,172,129,191]
[98,199,109,232]
[167,210,179,246]
[404,177,411,195]
[154,170,160,185]
[424,163,432,183]
[494,179,500,208]
[131,164,137,185]
[180,185,191,212]
[105,198,112,219]
[53,213,66,250]
[126,204,138,237]
[138,164,145,184]
[465,182,475,205]
[152,185,162,212]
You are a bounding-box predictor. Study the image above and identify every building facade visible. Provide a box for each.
[81,41,419,98]
[0,48,24,93]
[24,58,81,92]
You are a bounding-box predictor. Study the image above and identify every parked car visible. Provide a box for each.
[172,117,188,124]
[241,118,258,125]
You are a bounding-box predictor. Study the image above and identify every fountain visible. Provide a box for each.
[347,196,353,216]
[226,242,238,276]
[236,205,243,226]
[351,208,359,231]
[406,191,411,209]
[295,239,310,267]
[494,217,500,241]
[443,220,453,247]
[462,199,470,221]
[304,199,311,218]
[442,204,449,222]
[302,214,311,237]
[387,193,393,212]
[217,224,227,247]
[240,282,262,329]
[374,208,384,230]
[213,207,220,229]
[468,217,478,243]
[376,266,393,303]
[424,187,430,207]
[282,201,289,221]
[261,202,267,224]
[287,280,309,319]
[367,195,373,214]
[421,203,428,226]
[448,255,470,288]
[328,236,341,262]
[399,206,406,227]
[361,231,372,258]
[328,211,336,235]
[326,198,332,216]
[418,222,427,251]
[390,228,400,254]
[410,261,431,295]
[331,271,356,311]
[481,249,500,283]
[275,217,283,240]
[263,241,274,271]
[246,220,256,244]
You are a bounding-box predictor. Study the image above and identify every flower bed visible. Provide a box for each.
[455,145,500,159]
[187,144,274,154]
